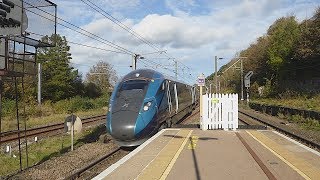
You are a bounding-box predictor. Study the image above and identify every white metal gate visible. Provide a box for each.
[201,93,238,130]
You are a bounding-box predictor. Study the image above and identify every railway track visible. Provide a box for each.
[0,115,106,144]
[239,110,320,150]
[65,147,125,180]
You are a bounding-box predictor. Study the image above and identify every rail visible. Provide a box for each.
[0,114,106,143]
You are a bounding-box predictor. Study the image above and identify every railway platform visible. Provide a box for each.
[93,129,320,180]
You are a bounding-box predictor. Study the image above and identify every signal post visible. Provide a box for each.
[197,74,205,128]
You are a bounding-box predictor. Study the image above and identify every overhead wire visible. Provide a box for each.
[81,0,162,53]
[19,1,134,55]
[20,0,197,82]
[80,0,197,81]
[29,31,129,54]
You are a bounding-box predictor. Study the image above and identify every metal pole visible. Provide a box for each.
[200,86,203,117]
[175,60,177,79]
[131,55,135,70]
[247,87,249,104]
[241,58,244,100]
[37,63,41,105]
[215,56,218,93]
[134,55,138,70]
[71,115,74,151]
[0,78,2,145]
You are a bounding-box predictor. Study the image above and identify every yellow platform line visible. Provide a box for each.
[247,130,320,180]
[160,130,193,180]
[136,129,192,180]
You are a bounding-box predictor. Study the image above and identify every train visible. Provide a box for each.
[106,69,198,147]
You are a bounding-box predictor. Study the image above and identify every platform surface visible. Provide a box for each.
[94,129,320,180]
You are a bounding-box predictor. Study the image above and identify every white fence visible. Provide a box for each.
[201,93,238,130]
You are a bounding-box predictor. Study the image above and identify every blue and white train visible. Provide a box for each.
[106,69,197,147]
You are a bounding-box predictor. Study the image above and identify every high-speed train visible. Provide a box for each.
[106,69,197,147]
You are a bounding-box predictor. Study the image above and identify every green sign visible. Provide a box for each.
[212,98,219,103]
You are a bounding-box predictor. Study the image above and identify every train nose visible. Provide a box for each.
[110,111,140,141]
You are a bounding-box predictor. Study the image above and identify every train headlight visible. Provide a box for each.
[108,103,112,112]
[143,101,152,111]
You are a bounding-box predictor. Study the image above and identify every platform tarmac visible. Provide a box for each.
[94,129,320,180]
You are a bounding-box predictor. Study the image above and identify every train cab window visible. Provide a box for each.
[117,80,148,98]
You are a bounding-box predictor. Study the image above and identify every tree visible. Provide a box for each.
[86,61,117,94]
[293,7,320,61]
[266,16,300,73]
[37,34,83,101]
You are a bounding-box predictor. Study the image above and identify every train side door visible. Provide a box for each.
[166,80,172,114]
[174,83,179,114]
[157,82,168,124]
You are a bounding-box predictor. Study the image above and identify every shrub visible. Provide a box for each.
[2,99,15,117]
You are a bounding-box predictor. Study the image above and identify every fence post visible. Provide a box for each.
[202,94,208,130]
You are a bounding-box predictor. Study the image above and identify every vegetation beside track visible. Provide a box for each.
[1,95,109,132]
[251,95,320,112]
[0,125,106,177]
[245,97,320,131]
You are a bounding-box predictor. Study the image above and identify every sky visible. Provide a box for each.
[37,0,319,84]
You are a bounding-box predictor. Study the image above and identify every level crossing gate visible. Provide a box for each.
[201,93,238,130]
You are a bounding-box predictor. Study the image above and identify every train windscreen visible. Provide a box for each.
[113,80,149,113]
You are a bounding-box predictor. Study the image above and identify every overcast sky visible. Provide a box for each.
[47,0,319,84]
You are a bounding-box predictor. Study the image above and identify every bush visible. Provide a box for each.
[2,99,15,117]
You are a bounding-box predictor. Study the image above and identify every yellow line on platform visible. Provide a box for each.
[160,130,193,180]
[246,130,320,180]
[136,129,192,180]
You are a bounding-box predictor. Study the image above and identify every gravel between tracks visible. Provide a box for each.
[8,135,119,180]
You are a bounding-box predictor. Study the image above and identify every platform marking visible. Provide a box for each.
[236,132,277,180]
[136,129,192,180]
[134,130,181,180]
[93,129,173,180]
[272,131,320,157]
[160,130,193,180]
[247,130,317,180]
[187,136,199,149]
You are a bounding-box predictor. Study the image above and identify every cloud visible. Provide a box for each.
[130,14,234,48]
[50,0,319,83]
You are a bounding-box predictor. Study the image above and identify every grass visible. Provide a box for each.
[0,125,106,177]
[252,94,320,131]
[1,108,107,132]
[252,94,320,112]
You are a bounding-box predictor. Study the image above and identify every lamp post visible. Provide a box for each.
[215,56,223,93]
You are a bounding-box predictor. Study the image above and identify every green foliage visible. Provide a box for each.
[209,8,320,98]
[294,7,320,61]
[86,61,117,93]
[267,16,300,73]
[84,82,102,98]
[37,34,84,102]
[2,99,15,117]
[52,95,109,114]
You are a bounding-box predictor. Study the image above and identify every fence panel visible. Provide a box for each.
[201,93,238,130]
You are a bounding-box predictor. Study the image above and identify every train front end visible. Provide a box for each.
[106,69,163,147]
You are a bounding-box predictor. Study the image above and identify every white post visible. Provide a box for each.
[71,115,74,151]
[37,63,41,105]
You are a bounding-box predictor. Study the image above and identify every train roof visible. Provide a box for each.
[120,69,193,86]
